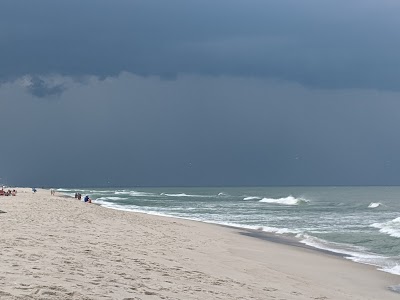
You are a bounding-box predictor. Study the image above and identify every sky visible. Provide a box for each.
[1,0,400,187]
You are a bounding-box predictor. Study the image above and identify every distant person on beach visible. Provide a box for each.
[84,195,92,203]
[32,188,37,193]
[50,189,55,195]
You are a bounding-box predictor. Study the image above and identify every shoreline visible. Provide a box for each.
[90,194,397,275]
[68,191,351,257]
[1,188,399,299]
[64,189,400,285]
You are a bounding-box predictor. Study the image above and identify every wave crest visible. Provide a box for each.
[259,196,309,206]
[368,202,381,208]
[115,191,156,197]
[162,193,210,198]
[96,196,125,201]
[371,217,400,238]
[243,196,261,201]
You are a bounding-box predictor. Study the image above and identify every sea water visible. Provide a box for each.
[58,186,400,276]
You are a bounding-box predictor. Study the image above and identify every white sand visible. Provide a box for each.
[0,188,399,300]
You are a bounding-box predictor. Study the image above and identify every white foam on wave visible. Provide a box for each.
[162,193,210,198]
[129,191,157,197]
[298,234,391,268]
[259,196,309,206]
[298,234,400,276]
[93,200,198,220]
[163,193,191,197]
[380,265,400,276]
[96,196,125,201]
[368,202,381,208]
[217,192,229,197]
[299,234,365,253]
[114,190,129,195]
[243,196,261,201]
[198,221,300,235]
[115,190,156,197]
[262,226,300,235]
[371,217,400,238]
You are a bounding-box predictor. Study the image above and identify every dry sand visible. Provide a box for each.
[0,188,399,300]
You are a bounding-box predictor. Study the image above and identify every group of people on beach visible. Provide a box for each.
[0,188,17,196]
[74,192,92,203]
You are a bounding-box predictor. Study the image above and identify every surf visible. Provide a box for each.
[371,217,400,238]
[259,195,309,206]
[368,202,382,208]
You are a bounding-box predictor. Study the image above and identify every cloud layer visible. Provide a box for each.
[1,0,400,93]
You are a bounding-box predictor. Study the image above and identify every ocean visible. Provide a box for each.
[58,186,400,276]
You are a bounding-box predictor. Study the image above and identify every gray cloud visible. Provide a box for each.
[25,76,66,98]
[1,0,400,91]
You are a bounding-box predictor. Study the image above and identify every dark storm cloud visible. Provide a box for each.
[1,0,400,90]
[25,76,65,98]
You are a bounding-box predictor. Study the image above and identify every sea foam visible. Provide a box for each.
[298,234,389,267]
[162,193,210,198]
[115,191,156,197]
[259,196,309,205]
[371,217,400,238]
[96,196,125,201]
[243,196,261,201]
[368,202,381,208]
[380,265,400,276]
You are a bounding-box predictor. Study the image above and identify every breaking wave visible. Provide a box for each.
[259,196,309,206]
[217,192,229,197]
[371,217,400,238]
[243,196,261,201]
[298,234,395,271]
[115,191,156,197]
[161,193,210,198]
[380,265,400,276]
[96,196,125,201]
[368,202,381,208]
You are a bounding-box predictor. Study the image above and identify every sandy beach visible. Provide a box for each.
[0,188,399,300]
